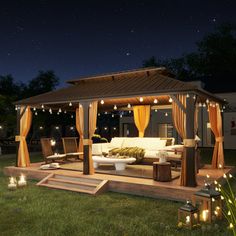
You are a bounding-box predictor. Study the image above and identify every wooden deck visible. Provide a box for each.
[4,162,236,202]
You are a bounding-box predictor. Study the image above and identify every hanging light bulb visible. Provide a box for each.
[165,112,168,116]
[129,110,132,114]
[155,109,157,112]
[114,105,117,110]
[49,108,52,113]
[223,105,226,109]
[41,104,44,109]
[203,103,206,107]
[69,102,72,106]
[206,99,209,104]
[139,97,143,102]
[98,113,100,116]
[71,115,74,119]
[112,114,114,118]
[198,102,202,107]
[100,100,104,105]
[127,103,131,108]
[186,94,190,98]
[193,95,196,100]
[35,112,38,116]
[169,97,173,103]
[120,114,123,118]
[42,109,45,112]
[15,106,18,111]
[33,107,36,111]
[58,108,62,113]
[64,110,67,114]
[57,112,60,115]
[154,98,158,104]
[104,111,108,115]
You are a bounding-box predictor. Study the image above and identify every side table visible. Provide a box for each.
[153,161,171,182]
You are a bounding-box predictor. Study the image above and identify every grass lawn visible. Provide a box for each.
[0,149,235,236]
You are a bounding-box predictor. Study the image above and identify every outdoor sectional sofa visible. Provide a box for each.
[92,137,183,163]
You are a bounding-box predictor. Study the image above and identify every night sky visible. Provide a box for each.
[1,0,236,86]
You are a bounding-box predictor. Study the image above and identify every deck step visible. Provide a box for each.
[37,174,108,195]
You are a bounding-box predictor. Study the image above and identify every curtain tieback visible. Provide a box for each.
[216,136,224,142]
[83,139,92,145]
[15,135,26,142]
[183,139,195,147]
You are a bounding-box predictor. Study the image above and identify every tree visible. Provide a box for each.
[143,23,236,92]
[24,70,59,98]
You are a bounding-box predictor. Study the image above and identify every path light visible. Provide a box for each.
[178,201,199,229]
[139,97,143,102]
[154,98,158,104]
[18,174,27,187]
[100,100,104,105]
[169,97,173,103]
[193,184,222,223]
[127,103,131,108]
[8,177,17,190]
[69,102,72,106]
[113,105,117,110]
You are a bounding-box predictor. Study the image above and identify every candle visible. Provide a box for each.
[202,210,209,222]
[18,174,27,187]
[8,177,17,190]
[185,216,190,225]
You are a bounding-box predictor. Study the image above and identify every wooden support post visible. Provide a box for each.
[15,107,21,167]
[80,101,90,175]
[184,94,197,187]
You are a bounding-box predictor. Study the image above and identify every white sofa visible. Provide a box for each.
[92,137,183,160]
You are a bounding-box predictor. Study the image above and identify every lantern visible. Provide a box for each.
[192,184,222,223]
[178,201,199,229]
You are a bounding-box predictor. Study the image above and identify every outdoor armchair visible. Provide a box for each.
[62,137,83,160]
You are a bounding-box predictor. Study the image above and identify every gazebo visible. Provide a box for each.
[14,67,225,187]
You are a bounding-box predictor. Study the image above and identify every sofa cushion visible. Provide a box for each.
[138,139,167,151]
[110,137,126,148]
[160,138,175,146]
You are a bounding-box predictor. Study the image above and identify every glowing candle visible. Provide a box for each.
[185,216,190,225]
[8,177,17,190]
[202,210,209,222]
[18,174,27,187]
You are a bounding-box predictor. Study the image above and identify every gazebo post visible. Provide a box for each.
[184,93,197,187]
[15,106,21,167]
[80,101,90,174]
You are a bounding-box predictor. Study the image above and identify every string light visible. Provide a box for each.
[71,115,74,119]
[202,103,206,107]
[104,111,108,115]
[155,109,157,112]
[154,98,158,104]
[33,107,36,111]
[198,102,202,107]
[165,112,168,116]
[169,97,173,103]
[127,103,131,108]
[49,108,52,114]
[129,110,132,114]
[58,108,62,113]
[114,105,117,110]
[113,127,117,130]
[35,112,38,116]
[206,99,209,104]
[120,114,123,118]
[100,100,104,105]
[98,113,100,116]
[112,114,114,118]
[39,126,43,130]
[193,95,196,100]
[42,109,45,112]
[69,102,72,106]
[139,97,143,102]
[186,94,190,98]
[41,104,44,109]
[15,106,18,111]
[64,110,67,114]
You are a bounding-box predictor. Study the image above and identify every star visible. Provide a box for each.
[130,29,135,33]
[7,52,11,56]
[212,18,216,22]
[126,52,131,56]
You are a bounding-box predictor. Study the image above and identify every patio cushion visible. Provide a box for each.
[110,137,126,148]
[138,139,167,151]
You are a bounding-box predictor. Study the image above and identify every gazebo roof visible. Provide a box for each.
[15,67,224,106]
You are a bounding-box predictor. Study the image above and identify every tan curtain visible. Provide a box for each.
[88,101,98,174]
[76,105,84,159]
[172,95,187,186]
[15,106,32,167]
[194,105,199,173]
[133,105,150,137]
[208,103,224,168]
